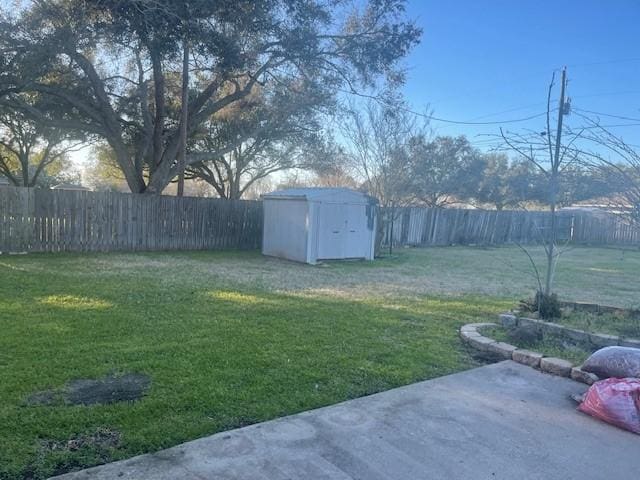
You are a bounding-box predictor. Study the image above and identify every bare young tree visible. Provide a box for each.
[572,116,640,229]
[496,68,583,315]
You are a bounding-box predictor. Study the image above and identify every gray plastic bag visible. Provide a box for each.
[582,346,640,379]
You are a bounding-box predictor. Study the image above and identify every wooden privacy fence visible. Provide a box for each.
[383,207,640,247]
[2,186,638,254]
[569,212,640,245]
[0,186,262,253]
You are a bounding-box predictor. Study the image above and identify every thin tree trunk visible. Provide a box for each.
[151,52,166,172]
[544,171,558,295]
[177,39,189,197]
[543,67,566,297]
[389,203,395,255]
[20,155,29,186]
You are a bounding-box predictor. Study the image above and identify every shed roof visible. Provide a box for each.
[262,187,377,203]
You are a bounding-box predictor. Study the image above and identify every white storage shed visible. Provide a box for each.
[262,188,377,264]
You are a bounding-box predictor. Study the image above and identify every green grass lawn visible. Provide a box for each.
[1,245,638,479]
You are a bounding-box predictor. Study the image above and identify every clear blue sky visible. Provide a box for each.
[401,0,640,150]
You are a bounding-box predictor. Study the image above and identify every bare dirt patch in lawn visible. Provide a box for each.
[27,373,151,407]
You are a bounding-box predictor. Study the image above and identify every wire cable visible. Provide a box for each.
[572,107,640,123]
[419,110,552,126]
[339,89,555,126]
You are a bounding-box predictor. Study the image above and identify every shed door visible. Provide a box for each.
[317,203,367,259]
[343,204,368,258]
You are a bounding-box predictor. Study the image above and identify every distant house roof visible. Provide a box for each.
[262,187,377,204]
[0,177,9,186]
[52,183,91,191]
[561,204,628,217]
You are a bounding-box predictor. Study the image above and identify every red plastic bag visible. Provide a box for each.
[578,378,640,434]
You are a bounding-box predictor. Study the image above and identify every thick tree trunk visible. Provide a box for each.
[229,171,241,199]
[20,155,29,187]
[112,142,146,193]
[145,139,181,194]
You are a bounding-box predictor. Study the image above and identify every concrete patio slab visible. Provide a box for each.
[52,361,640,480]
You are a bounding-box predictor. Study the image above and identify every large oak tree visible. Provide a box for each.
[0,0,420,193]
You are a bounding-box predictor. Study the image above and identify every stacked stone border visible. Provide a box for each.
[460,322,598,385]
[462,307,640,385]
[500,312,640,349]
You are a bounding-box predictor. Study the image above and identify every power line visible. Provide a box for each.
[569,110,640,130]
[425,89,640,129]
[466,100,555,121]
[421,102,640,129]
[339,88,555,126]
[572,107,640,123]
[581,122,640,129]
[427,71,551,106]
[420,110,552,126]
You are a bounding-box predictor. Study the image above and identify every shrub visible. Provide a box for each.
[535,291,561,320]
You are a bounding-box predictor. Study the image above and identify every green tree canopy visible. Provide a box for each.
[407,135,484,207]
[0,104,83,187]
[185,79,336,199]
[0,0,421,193]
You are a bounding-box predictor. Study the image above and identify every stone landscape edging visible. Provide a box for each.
[459,322,599,385]
[499,313,640,349]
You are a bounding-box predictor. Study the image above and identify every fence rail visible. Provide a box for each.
[0,186,262,253]
[383,207,640,247]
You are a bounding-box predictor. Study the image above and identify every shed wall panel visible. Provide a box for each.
[262,199,309,262]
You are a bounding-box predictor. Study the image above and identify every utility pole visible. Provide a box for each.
[553,67,567,172]
[544,66,567,295]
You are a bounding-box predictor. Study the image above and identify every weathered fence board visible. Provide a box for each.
[383,206,640,247]
[0,186,262,253]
